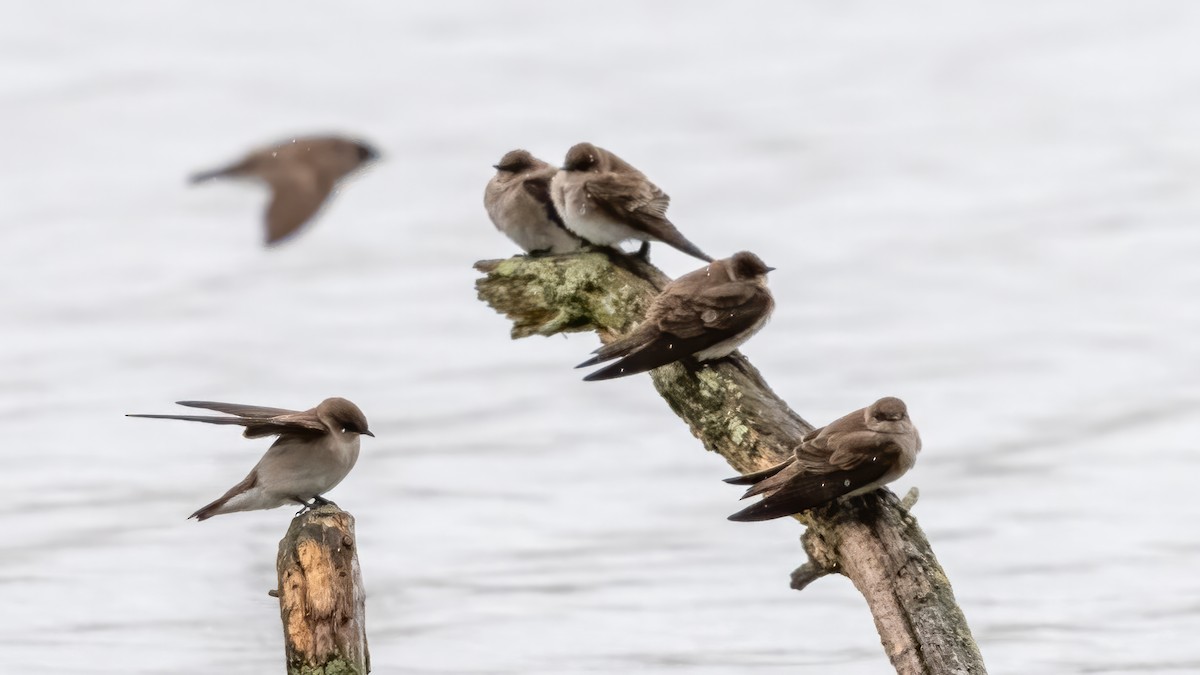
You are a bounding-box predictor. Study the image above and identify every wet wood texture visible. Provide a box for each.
[276,504,370,675]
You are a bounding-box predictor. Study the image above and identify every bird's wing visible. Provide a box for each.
[580,329,722,380]
[657,283,769,338]
[722,456,796,486]
[128,402,327,440]
[583,172,711,261]
[583,171,670,221]
[521,173,569,230]
[128,414,257,426]
[575,323,655,368]
[581,285,772,381]
[578,271,740,367]
[175,401,300,418]
[239,413,328,439]
[791,407,883,471]
[263,168,332,245]
[725,459,895,521]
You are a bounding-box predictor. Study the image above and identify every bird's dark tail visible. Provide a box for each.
[127,413,246,426]
[656,227,713,263]
[726,463,892,522]
[580,335,712,381]
[722,460,792,486]
[189,497,227,521]
[581,349,668,381]
[727,498,807,522]
[189,161,245,184]
[189,169,226,184]
[575,330,650,369]
[188,471,257,521]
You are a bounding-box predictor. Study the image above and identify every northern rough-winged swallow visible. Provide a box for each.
[577,251,774,381]
[128,398,374,521]
[725,397,920,521]
[191,135,379,246]
[485,149,583,255]
[550,142,712,262]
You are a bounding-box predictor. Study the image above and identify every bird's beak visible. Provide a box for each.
[492,164,502,170]
[765,266,777,273]
[363,430,376,437]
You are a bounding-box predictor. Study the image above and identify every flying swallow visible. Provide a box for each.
[191,135,378,245]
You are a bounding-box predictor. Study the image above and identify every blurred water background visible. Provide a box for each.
[4,2,1200,673]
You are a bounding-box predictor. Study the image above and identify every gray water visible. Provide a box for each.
[4,2,1200,673]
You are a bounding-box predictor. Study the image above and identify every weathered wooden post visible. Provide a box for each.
[274,504,370,675]
[475,250,987,675]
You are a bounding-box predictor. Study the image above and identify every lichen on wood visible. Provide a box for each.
[475,250,987,675]
[276,505,370,675]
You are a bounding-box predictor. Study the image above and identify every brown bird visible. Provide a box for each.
[725,397,921,521]
[484,149,583,255]
[577,251,774,381]
[191,135,379,246]
[128,397,373,521]
[550,142,712,262]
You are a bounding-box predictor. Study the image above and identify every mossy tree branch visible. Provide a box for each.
[475,250,986,675]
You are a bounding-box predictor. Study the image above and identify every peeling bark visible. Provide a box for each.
[276,505,370,675]
[475,250,987,675]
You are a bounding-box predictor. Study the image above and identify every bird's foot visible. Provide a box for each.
[680,356,709,375]
[291,496,320,517]
[311,495,338,508]
[634,240,651,261]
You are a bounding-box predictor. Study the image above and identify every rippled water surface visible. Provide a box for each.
[4,2,1200,673]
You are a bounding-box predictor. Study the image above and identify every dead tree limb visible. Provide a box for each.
[475,250,986,675]
[275,505,370,675]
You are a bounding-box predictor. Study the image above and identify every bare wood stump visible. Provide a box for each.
[475,250,987,675]
[276,504,370,675]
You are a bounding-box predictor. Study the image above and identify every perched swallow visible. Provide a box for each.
[191,135,379,246]
[128,397,374,521]
[577,251,774,381]
[485,149,583,255]
[725,397,920,521]
[550,142,712,262]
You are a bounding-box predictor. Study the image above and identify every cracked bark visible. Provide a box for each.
[275,505,370,675]
[475,250,986,675]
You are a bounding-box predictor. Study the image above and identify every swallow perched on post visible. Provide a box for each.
[725,397,920,521]
[577,251,774,381]
[191,135,379,246]
[128,397,374,521]
[550,142,712,262]
[484,149,583,255]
